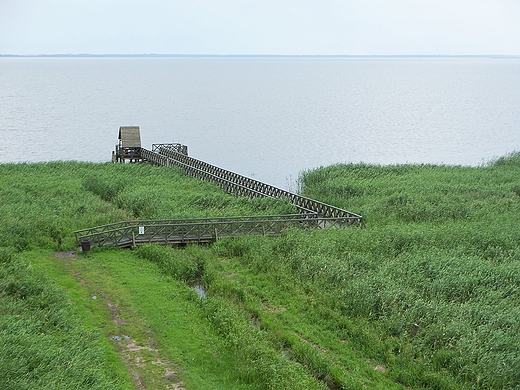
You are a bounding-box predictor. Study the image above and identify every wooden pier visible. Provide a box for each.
[142,144,362,220]
[75,137,363,250]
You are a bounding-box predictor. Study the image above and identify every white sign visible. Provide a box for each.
[138,226,145,235]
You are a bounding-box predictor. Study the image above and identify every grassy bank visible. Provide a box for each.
[1,156,519,388]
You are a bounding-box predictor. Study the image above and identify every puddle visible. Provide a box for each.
[54,251,76,258]
[194,285,206,299]
[110,335,131,342]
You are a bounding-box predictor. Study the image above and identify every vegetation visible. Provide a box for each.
[1,155,519,389]
[0,161,295,251]
[0,247,130,389]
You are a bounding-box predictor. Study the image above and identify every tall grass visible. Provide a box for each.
[291,155,520,389]
[0,162,131,250]
[80,162,295,219]
[0,161,296,389]
[2,155,520,389]
[134,153,520,389]
[0,161,295,251]
[0,248,123,389]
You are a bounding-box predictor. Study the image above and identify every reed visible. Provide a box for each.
[2,153,519,388]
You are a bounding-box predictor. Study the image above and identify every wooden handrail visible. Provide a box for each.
[141,146,363,223]
[76,145,363,250]
[74,214,357,249]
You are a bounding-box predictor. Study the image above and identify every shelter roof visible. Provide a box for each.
[118,126,141,148]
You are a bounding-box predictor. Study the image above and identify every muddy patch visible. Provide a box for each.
[374,364,388,373]
[54,250,77,259]
[108,333,184,389]
[99,290,126,327]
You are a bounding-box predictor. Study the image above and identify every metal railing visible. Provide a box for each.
[151,143,188,155]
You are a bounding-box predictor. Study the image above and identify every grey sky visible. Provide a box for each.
[1,0,519,55]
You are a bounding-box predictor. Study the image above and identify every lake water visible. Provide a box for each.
[1,57,519,190]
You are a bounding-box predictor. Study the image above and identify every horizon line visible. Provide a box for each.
[1,53,519,59]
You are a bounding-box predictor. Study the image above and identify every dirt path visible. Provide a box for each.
[55,251,185,390]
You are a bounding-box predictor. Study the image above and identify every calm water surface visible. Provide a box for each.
[1,57,519,189]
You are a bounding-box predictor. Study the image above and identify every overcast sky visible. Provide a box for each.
[1,0,519,55]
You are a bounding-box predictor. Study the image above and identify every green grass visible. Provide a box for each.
[1,155,520,389]
[0,161,295,251]
[295,155,520,389]
[33,248,268,389]
[0,248,132,389]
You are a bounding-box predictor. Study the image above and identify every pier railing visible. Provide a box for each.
[76,143,363,250]
[142,145,363,224]
[74,214,354,249]
[151,143,188,156]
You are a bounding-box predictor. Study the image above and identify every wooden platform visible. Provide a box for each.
[114,126,143,162]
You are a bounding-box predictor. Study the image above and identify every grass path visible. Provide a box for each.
[55,250,185,389]
[27,249,265,389]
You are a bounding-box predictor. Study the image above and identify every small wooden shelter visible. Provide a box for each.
[113,126,142,162]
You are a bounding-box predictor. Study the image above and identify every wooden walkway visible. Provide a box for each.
[141,144,363,220]
[74,214,356,249]
[75,145,363,250]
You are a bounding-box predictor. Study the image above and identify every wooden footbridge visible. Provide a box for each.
[75,128,363,250]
